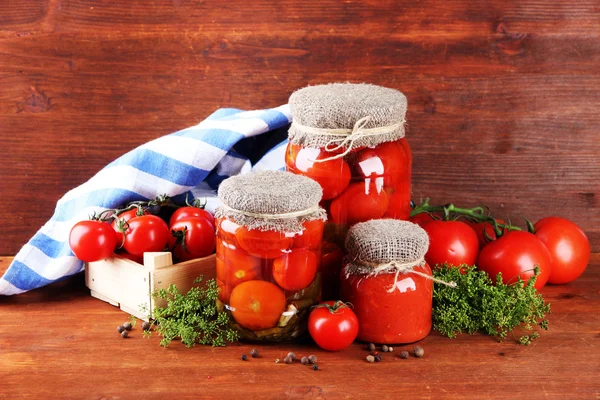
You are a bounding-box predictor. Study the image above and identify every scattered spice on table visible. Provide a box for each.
[413,346,424,358]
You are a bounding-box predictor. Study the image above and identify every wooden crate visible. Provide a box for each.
[85,252,216,321]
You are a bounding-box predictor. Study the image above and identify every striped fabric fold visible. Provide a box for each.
[0,105,292,295]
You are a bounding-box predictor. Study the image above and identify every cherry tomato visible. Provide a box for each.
[123,215,170,257]
[169,217,216,261]
[293,219,325,249]
[477,230,552,290]
[330,182,389,226]
[272,249,319,291]
[69,220,118,262]
[111,208,148,247]
[236,227,294,259]
[229,280,286,330]
[320,242,345,301]
[216,244,261,287]
[286,144,351,200]
[353,141,409,187]
[308,301,359,351]
[468,219,507,249]
[169,206,215,228]
[534,217,590,284]
[422,220,479,268]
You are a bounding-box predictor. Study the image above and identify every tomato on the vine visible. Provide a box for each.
[477,230,552,290]
[421,220,479,268]
[468,219,507,249]
[410,212,438,226]
[169,216,216,261]
[272,249,318,291]
[111,208,148,247]
[169,206,215,228]
[123,215,170,257]
[69,220,118,262]
[534,217,590,284]
[308,301,359,351]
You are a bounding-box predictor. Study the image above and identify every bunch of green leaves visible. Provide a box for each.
[432,265,550,345]
[141,277,239,347]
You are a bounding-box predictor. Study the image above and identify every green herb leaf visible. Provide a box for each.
[432,264,551,344]
[142,277,239,347]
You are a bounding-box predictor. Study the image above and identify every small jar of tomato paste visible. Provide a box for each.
[286,83,411,299]
[340,219,437,344]
[214,170,326,342]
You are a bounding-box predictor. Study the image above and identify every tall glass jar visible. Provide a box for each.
[339,219,433,344]
[214,170,326,342]
[285,83,411,299]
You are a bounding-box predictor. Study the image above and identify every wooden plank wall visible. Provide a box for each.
[1,0,599,255]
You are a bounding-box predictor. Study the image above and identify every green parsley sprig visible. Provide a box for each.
[432,265,550,345]
[141,277,239,347]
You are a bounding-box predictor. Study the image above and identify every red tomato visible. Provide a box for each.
[272,249,319,291]
[410,212,439,226]
[169,206,215,228]
[236,227,294,259]
[229,280,286,330]
[383,186,412,220]
[169,217,216,261]
[534,217,590,284]
[216,244,261,287]
[286,144,351,200]
[422,220,479,268]
[308,301,359,351]
[115,250,143,264]
[353,141,409,187]
[216,217,241,244]
[477,230,552,290]
[111,208,148,247]
[123,215,170,257]
[69,220,118,262]
[217,279,233,304]
[321,242,345,301]
[330,182,389,226]
[468,219,507,249]
[293,219,325,249]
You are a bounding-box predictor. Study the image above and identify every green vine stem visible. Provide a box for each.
[410,198,534,237]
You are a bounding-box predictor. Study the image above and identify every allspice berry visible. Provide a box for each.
[381,345,389,352]
[287,352,296,361]
[284,356,293,364]
[141,321,151,331]
[121,330,129,338]
[301,356,309,365]
[400,351,409,359]
[117,325,125,334]
[367,343,376,352]
[413,346,425,358]
[250,349,259,358]
[308,355,317,364]
[123,321,132,331]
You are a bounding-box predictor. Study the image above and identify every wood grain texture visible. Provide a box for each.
[1,255,599,399]
[1,0,599,255]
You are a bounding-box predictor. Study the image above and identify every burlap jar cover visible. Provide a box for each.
[215,170,326,232]
[345,219,457,291]
[288,83,408,159]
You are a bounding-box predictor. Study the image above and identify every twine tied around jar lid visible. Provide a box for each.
[345,219,457,293]
[214,170,327,233]
[288,83,408,161]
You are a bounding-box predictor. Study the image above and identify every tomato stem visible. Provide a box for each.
[410,198,524,236]
[312,301,352,314]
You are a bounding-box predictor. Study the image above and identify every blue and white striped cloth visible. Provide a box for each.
[0,105,292,295]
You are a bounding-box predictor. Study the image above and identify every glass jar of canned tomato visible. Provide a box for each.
[286,83,410,299]
[214,170,326,341]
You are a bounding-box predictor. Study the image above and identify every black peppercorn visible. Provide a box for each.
[374,355,382,362]
[312,364,319,371]
[284,356,293,364]
[301,356,309,365]
[141,321,151,331]
[241,354,247,361]
[250,349,259,358]
[400,351,409,359]
[117,325,125,334]
[367,343,376,352]
[123,322,132,331]
[287,352,296,360]
[381,345,389,352]
[413,346,424,358]
[308,355,317,364]
[121,330,129,338]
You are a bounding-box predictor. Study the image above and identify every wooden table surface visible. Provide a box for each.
[1,255,598,399]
